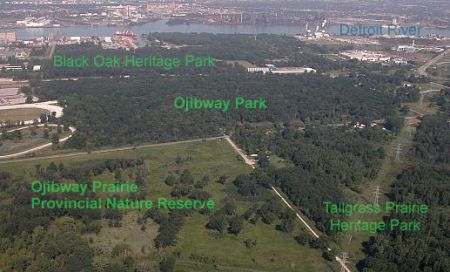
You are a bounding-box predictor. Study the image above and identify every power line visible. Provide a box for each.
[340,252,349,272]
[373,186,381,205]
[395,143,402,161]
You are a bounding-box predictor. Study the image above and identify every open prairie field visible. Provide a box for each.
[0,139,331,272]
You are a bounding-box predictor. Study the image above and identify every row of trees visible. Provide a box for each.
[34,158,145,182]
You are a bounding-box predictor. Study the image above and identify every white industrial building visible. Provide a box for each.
[340,50,391,63]
[248,64,316,75]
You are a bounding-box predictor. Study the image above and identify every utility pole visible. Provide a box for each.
[340,252,349,272]
[395,143,402,161]
[373,186,381,205]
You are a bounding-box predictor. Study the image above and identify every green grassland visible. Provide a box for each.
[269,154,294,169]
[222,60,256,68]
[403,92,439,116]
[0,139,331,272]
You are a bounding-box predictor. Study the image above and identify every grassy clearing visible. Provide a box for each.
[0,126,70,156]
[223,60,256,68]
[269,154,294,169]
[85,212,159,254]
[0,139,331,271]
[403,96,439,116]
[427,52,450,79]
[173,215,328,272]
[0,108,48,122]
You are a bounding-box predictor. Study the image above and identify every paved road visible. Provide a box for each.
[6,123,60,133]
[0,135,225,163]
[41,76,104,82]
[417,48,450,80]
[429,82,450,90]
[421,89,442,95]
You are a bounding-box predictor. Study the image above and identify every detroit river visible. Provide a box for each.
[5,20,450,46]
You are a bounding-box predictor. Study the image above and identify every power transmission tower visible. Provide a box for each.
[395,143,402,161]
[373,186,381,205]
[340,252,349,272]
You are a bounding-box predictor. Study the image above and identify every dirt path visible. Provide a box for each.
[224,136,256,167]
[0,136,226,163]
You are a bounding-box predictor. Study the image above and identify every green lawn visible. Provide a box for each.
[0,139,331,272]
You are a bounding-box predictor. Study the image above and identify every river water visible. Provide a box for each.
[4,20,450,45]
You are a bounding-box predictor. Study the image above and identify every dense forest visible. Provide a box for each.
[34,33,412,150]
[39,33,397,79]
[35,68,405,149]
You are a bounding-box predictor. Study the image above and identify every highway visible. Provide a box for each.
[417,48,450,80]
